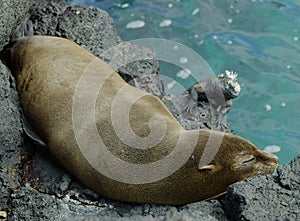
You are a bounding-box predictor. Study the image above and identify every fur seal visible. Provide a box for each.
[0,36,278,205]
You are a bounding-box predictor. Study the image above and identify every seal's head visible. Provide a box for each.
[229,135,279,177]
[197,132,279,194]
[142,130,280,205]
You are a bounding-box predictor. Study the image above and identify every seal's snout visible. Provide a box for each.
[258,150,279,164]
[255,150,279,175]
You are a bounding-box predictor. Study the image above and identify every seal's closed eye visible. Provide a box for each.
[242,157,255,164]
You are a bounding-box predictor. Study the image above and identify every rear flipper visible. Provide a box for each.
[11,14,33,41]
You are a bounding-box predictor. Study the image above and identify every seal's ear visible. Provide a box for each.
[199,164,215,171]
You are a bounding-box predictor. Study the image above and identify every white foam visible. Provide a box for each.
[179,57,188,64]
[263,145,281,153]
[159,19,172,27]
[167,81,177,89]
[264,104,272,111]
[192,8,200,16]
[121,3,130,8]
[176,69,191,79]
[126,20,145,29]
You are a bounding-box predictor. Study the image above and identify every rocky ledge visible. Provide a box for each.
[0,0,299,220]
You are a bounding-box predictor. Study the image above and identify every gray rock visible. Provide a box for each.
[0,0,36,49]
[0,61,23,212]
[224,155,300,221]
[277,154,300,191]
[0,62,23,161]
[163,208,218,221]
[28,0,163,98]
[64,216,159,221]
[8,186,62,220]
[21,145,73,198]
[179,200,228,221]
[30,2,120,54]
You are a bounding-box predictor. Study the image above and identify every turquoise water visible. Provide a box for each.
[69,0,300,164]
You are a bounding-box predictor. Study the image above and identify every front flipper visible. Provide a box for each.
[21,114,47,148]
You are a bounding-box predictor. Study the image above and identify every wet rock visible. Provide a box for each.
[224,155,300,221]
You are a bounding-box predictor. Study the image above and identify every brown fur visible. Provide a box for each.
[0,36,278,205]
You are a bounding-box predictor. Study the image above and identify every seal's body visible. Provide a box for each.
[1,36,278,205]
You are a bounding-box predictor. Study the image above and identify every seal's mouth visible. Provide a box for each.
[255,162,278,175]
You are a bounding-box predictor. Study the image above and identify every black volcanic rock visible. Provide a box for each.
[224,155,300,221]
[0,0,298,220]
